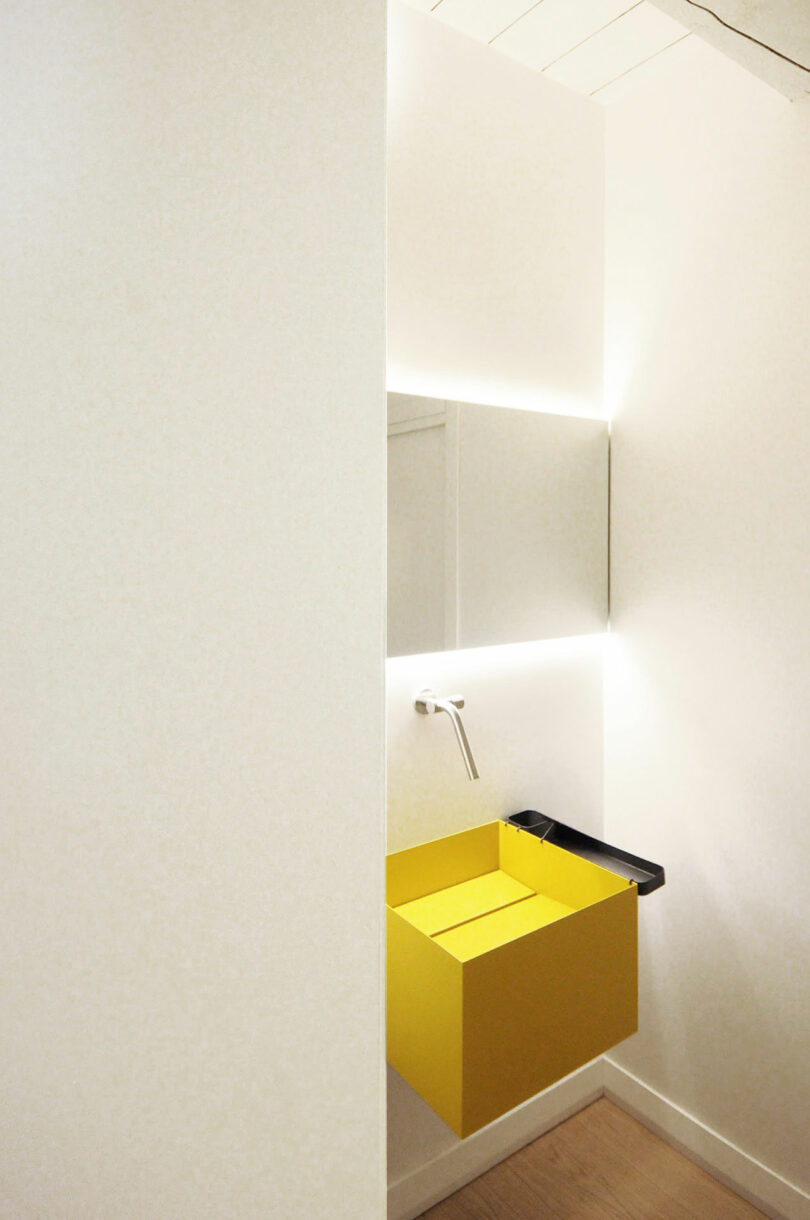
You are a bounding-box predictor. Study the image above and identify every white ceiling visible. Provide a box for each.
[400,0,810,102]
[652,0,810,99]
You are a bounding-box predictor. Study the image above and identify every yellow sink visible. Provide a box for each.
[386,820,637,1138]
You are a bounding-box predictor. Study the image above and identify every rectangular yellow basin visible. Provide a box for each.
[386,820,637,1138]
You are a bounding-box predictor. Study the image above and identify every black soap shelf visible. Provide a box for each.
[505,810,665,896]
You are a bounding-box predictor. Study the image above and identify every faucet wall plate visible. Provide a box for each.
[414,690,464,714]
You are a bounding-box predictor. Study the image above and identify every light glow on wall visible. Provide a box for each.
[386,371,607,422]
[387,631,607,681]
[603,331,642,422]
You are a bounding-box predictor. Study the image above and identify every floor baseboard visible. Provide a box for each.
[387,1060,604,1220]
[389,1057,810,1220]
[603,1059,810,1220]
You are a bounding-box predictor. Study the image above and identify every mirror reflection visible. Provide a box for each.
[387,393,608,657]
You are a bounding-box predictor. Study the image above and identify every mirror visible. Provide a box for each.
[387,393,608,657]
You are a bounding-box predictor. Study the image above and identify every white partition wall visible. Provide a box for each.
[0,3,386,1217]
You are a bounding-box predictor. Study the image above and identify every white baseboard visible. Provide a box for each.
[387,1060,603,1220]
[603,1059,810,1220]
[389,1057,810,1220]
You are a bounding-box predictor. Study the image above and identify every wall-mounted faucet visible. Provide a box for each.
[414,690,479,781]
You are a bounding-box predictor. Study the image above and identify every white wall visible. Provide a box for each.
[386,4,606,1195]
[387,638,605,856]
[387,1,604,417]
[605,36,810,1196]
[1,3,386,1217]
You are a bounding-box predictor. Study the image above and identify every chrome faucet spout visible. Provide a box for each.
[414,690,480,781]
[438,699,479,781]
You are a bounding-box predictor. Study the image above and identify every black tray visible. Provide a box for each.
[506,810,665,896]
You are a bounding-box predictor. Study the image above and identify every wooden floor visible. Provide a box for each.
[420,1099,766,1220]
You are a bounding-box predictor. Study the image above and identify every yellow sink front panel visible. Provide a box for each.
[386,821,639,1138]
[461,882,637,1135]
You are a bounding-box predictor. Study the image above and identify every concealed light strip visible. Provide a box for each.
[386,632,607,671]
[386,374,605,420]
[540,1,644,73]
[590,31,691,96]
[489,0,548,46]
[682,0,810,75]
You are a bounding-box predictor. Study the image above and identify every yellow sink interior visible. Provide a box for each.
[393,866,574,962]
